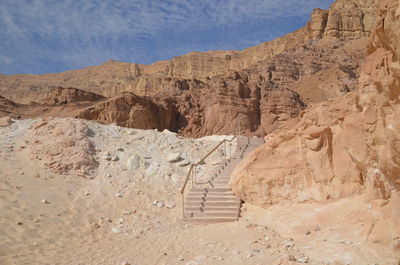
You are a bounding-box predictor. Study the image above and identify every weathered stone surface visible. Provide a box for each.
[0,0,379,138]
[77,93,179,131]
[231,0,400,251]
[0,0,377,99]
[127,155,140,170]
[0,116,12,127]
[43,87,105,105]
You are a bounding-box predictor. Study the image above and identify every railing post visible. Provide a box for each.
[191,165,194,189]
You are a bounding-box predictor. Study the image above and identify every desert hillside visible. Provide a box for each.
[231,0,400,260]
[0,0,377,137]
[1,0,400,264]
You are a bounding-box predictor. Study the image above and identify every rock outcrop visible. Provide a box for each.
[43,87,105,105]
[308,0,377,39]
[231,0,400,251]
[77,93,179,131]
[0,95,21,117]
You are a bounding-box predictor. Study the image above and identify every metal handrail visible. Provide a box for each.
[180,135,237,217]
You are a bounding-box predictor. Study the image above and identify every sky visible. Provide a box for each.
[0,0,333,75]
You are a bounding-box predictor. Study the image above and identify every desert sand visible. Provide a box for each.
[0,118,396,265]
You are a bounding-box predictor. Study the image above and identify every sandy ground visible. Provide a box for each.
[0,118,397,265]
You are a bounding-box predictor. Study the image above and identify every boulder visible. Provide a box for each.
[0,116,12,127]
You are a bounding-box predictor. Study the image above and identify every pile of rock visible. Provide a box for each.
[23,118,98,176]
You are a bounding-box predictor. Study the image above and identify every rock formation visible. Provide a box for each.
[43,87,105,105]
[231,0,400,252]
[308,0,377,39]
[0,0,377,96]
[0,0,379,137]
[77,93,179,131]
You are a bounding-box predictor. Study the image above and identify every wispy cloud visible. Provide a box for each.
[0,0,333,74]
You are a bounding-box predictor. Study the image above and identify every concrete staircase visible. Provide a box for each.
[183,137,264,224]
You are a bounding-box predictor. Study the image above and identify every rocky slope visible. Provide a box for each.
[4,118,392,264]
[231,0,400,254]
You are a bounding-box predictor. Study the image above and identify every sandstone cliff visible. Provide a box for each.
[231,0,400,251]
[0,0,377,100]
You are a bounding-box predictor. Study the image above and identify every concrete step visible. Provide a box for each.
[186,197,240,202]
[187,192,235,197]
[189,211,239,218]
[186,201,241,207]
[185,206,240,212]
[186,192,236,198]
[183,217,238,224]
[189,187,231,192]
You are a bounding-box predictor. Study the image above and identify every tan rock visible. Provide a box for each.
[231,0,400,253]
[43,87,105,105]
[77,92,178,130]
[0,116,12,127]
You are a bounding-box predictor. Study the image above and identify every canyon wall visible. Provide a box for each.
[231,0,400,250]
[0,0,377,99]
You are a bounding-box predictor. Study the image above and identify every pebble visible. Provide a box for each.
[17,221,23,225]
[305,230,311,235]
[314,225,321,231]
[118,218,125,224]
[166,152,181,162]
[165,202,176,209]
[84,192,90,196]
[121,261,130,265]
[111,156,119,161]
[127,155,140,170]
[106,174,112,178]
[156,201,164,208]
[283,238,294,248]
[178,160,190,167]
[103,152,112,160]
[297,256,309,263]
[41,198,49,204]
[116,193,123,198]
[117,148,124,152]
[122,210,132,215]
[111,227,121,233]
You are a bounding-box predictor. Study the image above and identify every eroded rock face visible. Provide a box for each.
[0,0,379,138]
[308,0,377,39]
[0,0,377,99]
[77,93,179,131]
[43,87,105,105]
[231,0,400,251]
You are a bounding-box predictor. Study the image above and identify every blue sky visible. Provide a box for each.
[0,0,333,74]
